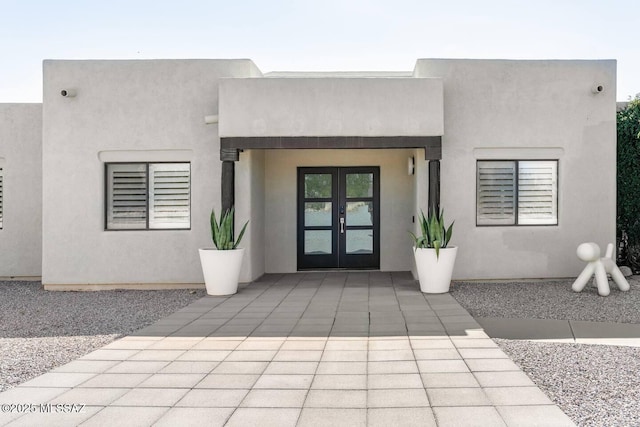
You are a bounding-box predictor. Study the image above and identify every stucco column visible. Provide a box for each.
[428,160,440,215]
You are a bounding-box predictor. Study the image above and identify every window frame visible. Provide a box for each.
[476,159,559,227]
[104,161,191,231]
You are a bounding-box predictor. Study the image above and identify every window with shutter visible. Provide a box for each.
[518,161,557,225]
[0,168,3,230]
[149,163,190,229]
[106,162,190,230]
[477,161,516,225]
[106,164,148,229]
[476,160,558,226]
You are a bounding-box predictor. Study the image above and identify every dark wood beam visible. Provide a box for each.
[221,160,235,219]
[221,136,442,160]
[428,160,440,215]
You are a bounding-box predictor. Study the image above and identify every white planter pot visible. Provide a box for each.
[199,248,245,296]
[414,246,458,294]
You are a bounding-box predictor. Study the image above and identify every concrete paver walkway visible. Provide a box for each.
[0,272,574,426]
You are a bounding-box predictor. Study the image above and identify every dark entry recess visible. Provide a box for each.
[297,167,380,270]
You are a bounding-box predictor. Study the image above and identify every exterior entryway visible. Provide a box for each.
[297,167,380,270]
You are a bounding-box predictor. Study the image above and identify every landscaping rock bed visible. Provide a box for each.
[0,281,205,392]
[451,277,640,427]
[451,277,640,324]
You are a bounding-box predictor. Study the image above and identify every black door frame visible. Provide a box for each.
[297,166,380,270]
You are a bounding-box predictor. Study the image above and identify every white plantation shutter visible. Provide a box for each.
[518,161,558,225]
[477,161,516,225]
[0,168,3,229]
[149,163,190,229]
[107,164,148,229]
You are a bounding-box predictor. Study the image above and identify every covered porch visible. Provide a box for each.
[216,76,445,282]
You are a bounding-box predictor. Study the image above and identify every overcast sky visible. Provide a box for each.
[1,0,638,102]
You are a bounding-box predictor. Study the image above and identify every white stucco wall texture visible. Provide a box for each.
[0,104,42,277]
[415,59,617,279]
[41,59,261,287]
[219,77,443,137]
[235,149,266,282]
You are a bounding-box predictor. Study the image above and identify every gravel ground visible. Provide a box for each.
[451,277,640,427]
[451,276,640,323]
[0,281,205,392]
[496,339,640,427]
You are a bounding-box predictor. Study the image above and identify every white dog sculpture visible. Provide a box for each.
[572,242,630,296]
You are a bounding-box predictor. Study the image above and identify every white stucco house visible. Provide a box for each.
[0,58,617,290]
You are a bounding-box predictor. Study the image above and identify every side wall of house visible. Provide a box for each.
[414,59,617,279]
[236,149,266,282]
[0,104,42,277]
[41,59,261,287]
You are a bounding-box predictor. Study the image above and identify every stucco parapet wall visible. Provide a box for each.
[42,58,263,93]
[0,103,42,107]
[413,58,616,74]
[218,77,444,138]
[264,71,414,78]
[43,57,262,70]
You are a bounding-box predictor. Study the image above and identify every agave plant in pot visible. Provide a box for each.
[199,207,248,296]
[409,209,456,294]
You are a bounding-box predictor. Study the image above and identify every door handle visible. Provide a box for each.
[340,217,345,233]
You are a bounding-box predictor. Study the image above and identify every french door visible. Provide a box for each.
[297,167,380,269]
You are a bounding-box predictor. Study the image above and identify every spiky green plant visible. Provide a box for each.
[409,209,454,258]
[210,207,248,250]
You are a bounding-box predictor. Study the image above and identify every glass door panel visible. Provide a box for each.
[304,230,332,254]
[304,202,332,227]
[346,202,373,226]
[305,174,332,198]
[346,230,374,254]
[339,168,379,268]
[346,173,374,197]
[297,168,339,269]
